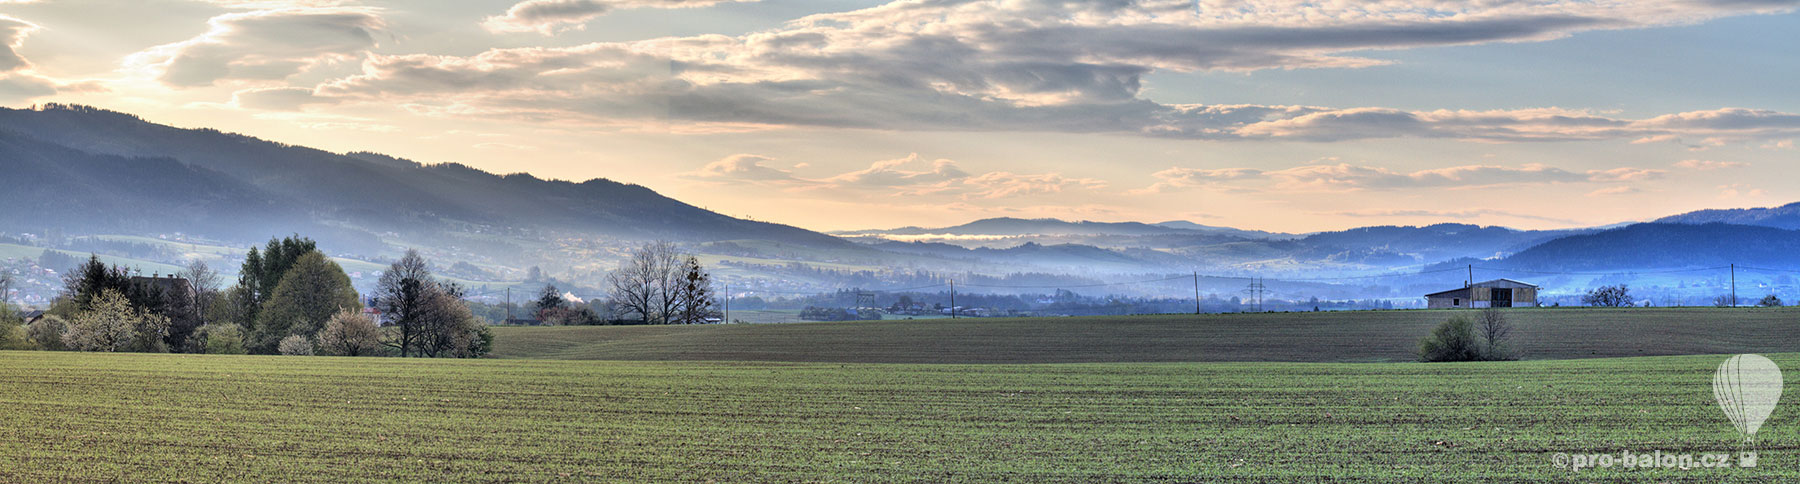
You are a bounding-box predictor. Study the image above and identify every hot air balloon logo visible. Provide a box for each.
[1713,354,1783,443]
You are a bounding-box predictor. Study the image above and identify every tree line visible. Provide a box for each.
[0,235,489,357]
[522,241,722,325]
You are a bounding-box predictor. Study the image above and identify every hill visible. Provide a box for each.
[1494,222,1800,270]
[488,308,1800,363]
[1655,201,1800,230]
[836,217,1286,239]
[0,104,851,251]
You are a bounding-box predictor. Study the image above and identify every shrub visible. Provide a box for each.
[1418,316,1481,362]
[277,334,314,356]
[27,315,68,351]
[64,289,170,352]
[199,324,247,355]
[0,322,31,350]
[1759,295,1783,307]
[316,309,384,356]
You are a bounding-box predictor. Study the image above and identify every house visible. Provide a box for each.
[1426,279,1539,309]
[20,309,45,325]
[130,275,194,300]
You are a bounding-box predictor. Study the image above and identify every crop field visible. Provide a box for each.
[491,307,1800,363]
[0,350,1793,483]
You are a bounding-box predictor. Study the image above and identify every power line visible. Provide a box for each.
[1476,264,1728,275]
[957,274,1191,289]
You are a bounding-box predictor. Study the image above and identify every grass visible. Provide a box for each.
[490,307,1800,363]
[0,350,1793,482]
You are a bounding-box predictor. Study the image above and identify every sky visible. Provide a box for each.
[1,0,1797,233]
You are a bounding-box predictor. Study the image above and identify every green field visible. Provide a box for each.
[4,309,1797,482]
[0,350,1792,482]
[491,308,1800,363]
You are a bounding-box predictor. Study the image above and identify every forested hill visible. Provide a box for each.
[1655,202,1800,230]
[1491,223,1800,271]
[0,105,851,251]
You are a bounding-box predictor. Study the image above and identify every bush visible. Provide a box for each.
[316,309,384,356]
[64,289,170,352]
[1759,295,1783,307]
[0,322,30,350]
[27,315,67,351]
[1418,316,1481,362]
[199,324,247,355]
[277,334,314,356]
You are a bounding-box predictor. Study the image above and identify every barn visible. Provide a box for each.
[1425,279,1539,309]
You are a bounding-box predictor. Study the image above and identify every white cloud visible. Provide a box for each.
[1586,186,1640,197]
[125,8,385,87]
[683,153,1101,200]
[1136,162,1676,193]
[686,154,801,182]
[231,86,331,110]
[1673,159,1750,170]
[483,0,759,35]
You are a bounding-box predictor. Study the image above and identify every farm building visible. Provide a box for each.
[1425,279,1539,309]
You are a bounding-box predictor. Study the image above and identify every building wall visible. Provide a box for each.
[1428,286,1540,308]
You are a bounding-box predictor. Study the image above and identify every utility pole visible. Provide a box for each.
[1731,264,1738,307]
[1193,271,1201,315]
[949,280,957,319]
[724,282,730,324]
[505,287,511,322]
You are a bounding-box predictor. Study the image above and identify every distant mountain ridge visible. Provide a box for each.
[1655,202,1800,230]
[1491,222,1800,271]
[0,105,851,252]
[836,217,1289,239]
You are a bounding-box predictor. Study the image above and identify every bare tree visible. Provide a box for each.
[1475,307,1514,360]
[177,257,223,329]
[1581,284,1633,307]
[0,271,13,305]
[607,241,682,324]
[374,249,431,357]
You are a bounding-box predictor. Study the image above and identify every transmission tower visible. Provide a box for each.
[1242,277,1266,312]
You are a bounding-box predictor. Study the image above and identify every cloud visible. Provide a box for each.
[483,0,757,35]
[125,8,384,87]
[822,154,969,188]
[1584,167,1666,182]
[1719,184,1767,199]
[1135,166,1267,193]
[1586,186,1640,197]
[1137,162,1673,192]
[304,0,1800,141]
[684,153,1100,200]
[686,154,800,182]
[954,171,1107,199]
[1673,159,1750,170]
[0,15,36,72]
[232,86,332,110]
[0,14,82,102]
